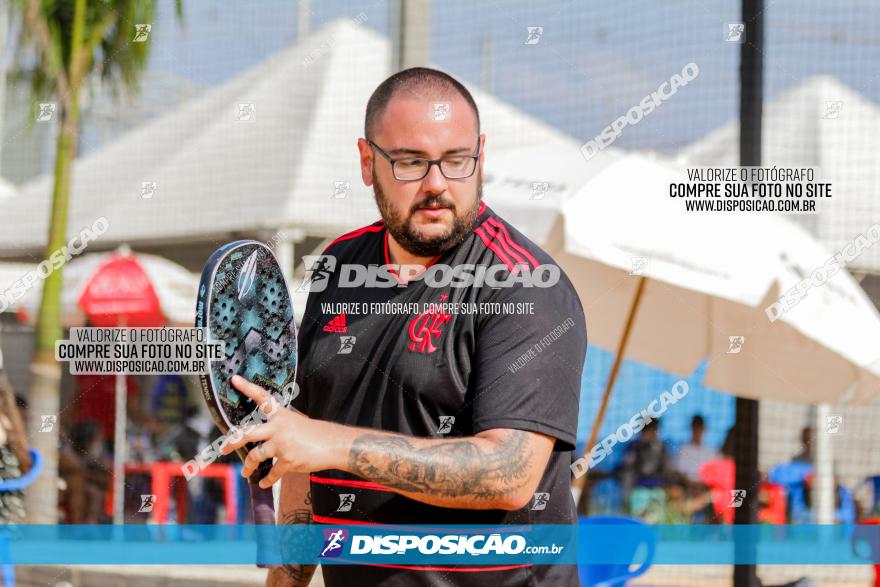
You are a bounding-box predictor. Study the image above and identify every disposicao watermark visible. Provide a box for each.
[182,383,299,480]
[570,380,689,478]
[581,62,699,161]
[0,216,109,313]
[298,255,561,292]
[765,223,880,322]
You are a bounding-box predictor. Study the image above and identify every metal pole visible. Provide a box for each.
[297,0,309,40]
[735,1,763,585]
[815,405,835,523]
[0,1,8,172]
[113,318,127,524]
[395,0,431,71]
[480,34,494,93]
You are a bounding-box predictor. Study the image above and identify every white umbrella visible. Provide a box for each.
[17,247,199,327]
[482,140,623,244]
[549,153,880,405]
[537,153,880,509]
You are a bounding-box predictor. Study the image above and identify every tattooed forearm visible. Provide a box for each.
[282,508,312,524]
[347,429,534,505]
[274,502,316,587]
[280,564,316,587]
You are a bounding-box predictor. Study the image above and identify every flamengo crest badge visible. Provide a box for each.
[407,293,451,354]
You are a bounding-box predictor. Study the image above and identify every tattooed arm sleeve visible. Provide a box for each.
[266,473,316,587]
[346,428,554,510]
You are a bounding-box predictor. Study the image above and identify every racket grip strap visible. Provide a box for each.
[249,482,281,568]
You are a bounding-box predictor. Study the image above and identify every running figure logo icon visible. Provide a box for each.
[727,336,745,354]
[298,255,336,292]
[825,415,844,434]
[320,529,348,558]
[138,494,157,513]
[39,415,57,432]
[338,336,356,355]
[437,416,455,434]
[532,492,550,510]
[36,103,56,122]
[336,494,355,512]
[729,489,747,508]
[524,27,543,44]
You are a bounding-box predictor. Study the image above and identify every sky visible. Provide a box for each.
[142,0,880,155]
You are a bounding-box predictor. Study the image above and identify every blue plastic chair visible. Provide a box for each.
[590,478,623,515]
[863,475,880,515]
[789,483,856,525]
[768,461,813,490]
[837,486,857,525]
[769,462,813,522]
[233,463,249,525]
[0,448,43,587]
[578,516,655,587]
[769,462,856,524]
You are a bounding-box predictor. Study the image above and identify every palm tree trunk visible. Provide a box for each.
[24,0,86,525]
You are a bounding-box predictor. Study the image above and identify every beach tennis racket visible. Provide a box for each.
[196,240,298,565]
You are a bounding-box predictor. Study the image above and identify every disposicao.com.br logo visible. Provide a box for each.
[331,532,564,557]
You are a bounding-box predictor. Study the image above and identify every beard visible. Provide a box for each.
[372,169,483,258]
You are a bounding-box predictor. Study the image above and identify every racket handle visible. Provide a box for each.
[249,482,280,568]
[250,481,276,524]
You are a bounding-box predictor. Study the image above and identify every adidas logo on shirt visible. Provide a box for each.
[323,313,348,333]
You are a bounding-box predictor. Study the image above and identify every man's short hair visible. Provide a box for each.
[365,67,481,140]
[691,414,705,428]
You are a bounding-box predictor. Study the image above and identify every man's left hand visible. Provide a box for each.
[220,375,345,488]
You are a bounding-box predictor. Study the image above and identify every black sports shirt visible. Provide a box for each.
[294,202,588,586]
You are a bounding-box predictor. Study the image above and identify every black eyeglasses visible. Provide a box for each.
[367,139,480,181]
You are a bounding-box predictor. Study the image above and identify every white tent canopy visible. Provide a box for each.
[0,177,16,200]
[0,18,579,256]
[678,76,880,273]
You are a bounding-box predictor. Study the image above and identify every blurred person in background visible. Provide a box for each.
[150,375,201,461]
[59,420,110,523]
[672,414,719,484]
[0,372,31,523]
[73,373,141,452]
[618,418,670,515]
[792,426,813,464]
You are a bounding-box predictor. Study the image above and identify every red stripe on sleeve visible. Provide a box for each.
[486,218,540,268]
[474,226,516,271]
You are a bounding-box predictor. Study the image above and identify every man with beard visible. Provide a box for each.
[222,67,588,587]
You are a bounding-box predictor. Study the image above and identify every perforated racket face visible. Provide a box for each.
[196,241,297,436]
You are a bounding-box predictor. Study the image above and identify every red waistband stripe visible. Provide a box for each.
[310,474,395,493]
[312,514,376,525]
